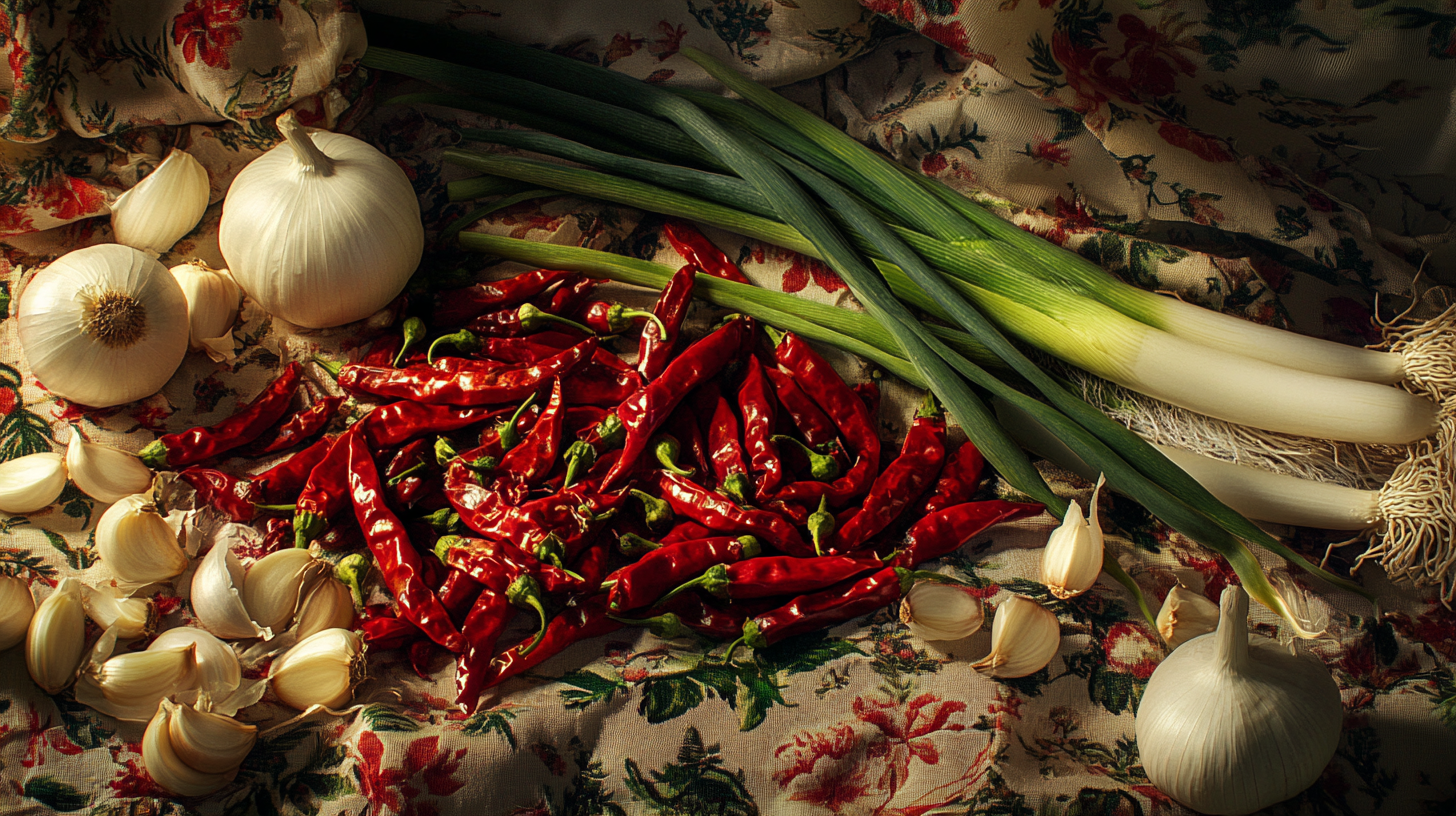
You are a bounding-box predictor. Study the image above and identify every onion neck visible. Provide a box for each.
[1214,584,1250,674]
[277,110,335,177]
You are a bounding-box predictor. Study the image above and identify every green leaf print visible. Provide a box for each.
[558,669,629,710]
[639,676,706,724]
[360,703,422,732]
[686,0,773,66]
[45,529,95,571]
[623,726,758,815]
[22,777,91,812]
[460,706,519,748]
[0,544,55,580]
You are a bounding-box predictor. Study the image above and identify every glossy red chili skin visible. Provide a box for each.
[541,274,598,317]
[892,500,1044,567]
[748,567,911,647]
[736,357,785,498]
[361,333,403,367]
[243,396,343,455]
[454,586,513,710]
[361,615,421,651]
[346,432,464,653]
[768,333,880,507]
[361,402,497,450]
[438,569,482,628]
[919,441,986,516]
[295,429,358,530]
[658,593,745,641]
[831,413,946,552]
[384,438,433,507]
[662,220,750,283]
[705,389,748,487]
[481,596,621,690]
[638,264,695,381]
[853,381,880,418]
[601,316,752,489]
[440,540,584,596]
[144,362,303,467]
[179,468,258,522]
[496,378,564,486]
[762,367,837,450]
[666,402,713,486]
[608,536,753,613]
[718,555,884,600]
[435,268,576,325]
[660,520,716,545]
[338,339,595,406]
[562,360,644,406]
[477,331,578,362]
[251,435,336,503]
[656,472,810,556]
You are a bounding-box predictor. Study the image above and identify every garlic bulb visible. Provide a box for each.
[89,642,197,710]
[970,594,1061,679]
[27,578,88,693]
[293,574,355,642]
[170,261,239,362]
[1156,584,1220,650]
[143,699,238,797]
[0,575,36,651]
[268,627,366,710]
[96,493,190,585]
[1136,585,1342,815]
[17,244,189,407]
[167,699,257,774]
[82,583,158,640]
[1040,475,1105,599]
[111,149,211,255]
[242,547,325,634]
[66,431,154,504]
[0,451,67,514]
[899,581,984,641]
[191,532,269,640]
[219,110,424,329]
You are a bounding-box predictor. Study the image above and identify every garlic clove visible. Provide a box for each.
[191,530,269,640]
[26,577,88,694]
[242,548,325,634]
[167,699,258,774]
[169,261,240,362]
[96,493,190,585]
[970,594,1061,679]
[90,642,197,709]
[1156,584,1220,650]
[268,627,367,711]
[150,626,242,703]
[899,581,984,641]
[143,699,238,797]
[0,451,68,514]
[0,574,36,651]
[82,583,158,641]
[293,574,356,642]
[1039,475,1105,600]
[111,149,211,256]
[67,431,154,505]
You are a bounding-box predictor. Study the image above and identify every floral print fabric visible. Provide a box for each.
[0,1,1454,815]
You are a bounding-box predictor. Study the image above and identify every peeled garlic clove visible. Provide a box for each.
[269,627,367,711]
[91,642,197,709]
[1156,584,1221,650]
[243,548,324,634]
[167,698,257,774]
[144,699,237,797]
[191,531,269,640]
[1040,475,1105,600]
[27,578,88,693]
[970,594,1061,679]
[170,261,239,362]
[67,431,154,504]
[96,493,190,585]
[82,583,158,641]
[111,149,211,256]
[0,574,36,651]
[899,581,984,641]
[294,574,355,642]
[150,626,242,703]
[0,451,68,514]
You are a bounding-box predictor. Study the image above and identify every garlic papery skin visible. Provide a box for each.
[0,452,67,514]
[0,575,35,651]
[1039,475,1105,600]
[970,594,1061,679]
[1136,585,1343,815]
[90,642,197,710]
[293,574,355,642]
[150,627,241,704]
[111,149,211,255]
[82,583,158,641]
[27,578,87,693]
[167,699,257,775]
[242,547,325,634]
[268,627,366,711]
[218,110,424,329]
[899,581,984,641]
[144,699,238,797]
[191,533,269,640]
[96,493,189,585]
[18,244,189,407]
[170,261,239,362]
[1156,584,1220,650]
[66,431,154,504]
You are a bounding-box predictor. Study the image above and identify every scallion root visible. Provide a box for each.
[1382,304,1456,402]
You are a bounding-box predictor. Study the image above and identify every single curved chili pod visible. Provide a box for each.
[737,356,784,497]
[293,428,358,547]
[662,219,750,283]
[140,362,303,468]
[467,302,595,338]
[672,553,884,601]
[540,274,598,317]
[638,264,695,381]
[920,440,986,517]
[434,267,577,326]
[481,595,621,690]
[453,586,512,711]
[893,500,1045,568]
[361,401,499,450]
[656,472,810,556]
[608,535,760,613]
[338,338,596,406]
[831,393,947,552]
[496,378,565,487]
[734,566,920,655]
[243,395,344,456]
[763,366,837,450]
[178,467,259,523]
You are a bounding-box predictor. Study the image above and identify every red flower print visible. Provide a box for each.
[648,22,687,61]
[0,389,16,416]
[1022,139,1072,169]
[356,733,466,814]
[786,764,871,812]
[1113,15,1197,100]
[921,21,969,56]
[37,175,106,222]
[603,32,644,67]
[774,723,860,787]
[1102,621,1161,679]
[856,693,966,798]
[172,0,249,69]
[356,732,410,813]
[1157,122,1233,163]
[920,152,948,175]
[782,256,845,294]
[109,751,168,799]
[0,203,27,237]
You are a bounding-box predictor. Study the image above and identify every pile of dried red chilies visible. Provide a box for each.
[179,230,1042,713]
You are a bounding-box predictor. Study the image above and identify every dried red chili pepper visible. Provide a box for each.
[539,273,598,316]
[762,366,837,450]
[496,378,565,487]
[435,267,577,325]
[729,566,916,653]
[704,391,751,506]
[571,540,611,589]
[361,333,403,367]
[361,614,421,651]
[435,536,583,596]
[466,302,594,338]
[361,401,498,450]
[665,406,712,487]
[140,362,303,468]
[179,468,259,522]
[479,595,621,691]
[384,438,433,508]
[453,586,511,709]
[477,331,577,360]
[736,356,784,497]
[667,553,884,602]
[853,380,880,418]
[919,440,987,516]
[294,429,358,547]
[656,593,746,640]
[607,535,760,613]
[561,359,644,407]
[830,393,947,552]
[638,264,695,381]
[656,472,810,556]
[438,568,481,627]
[243,396,343,456]
[601,316,752,489]
[347,431,464,653]
[892,500,1044,567]
[578,300,666,338]
[337,339,595,406]
[663,219,750,283]
[251,435,336,504]
[660,520,715,545]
